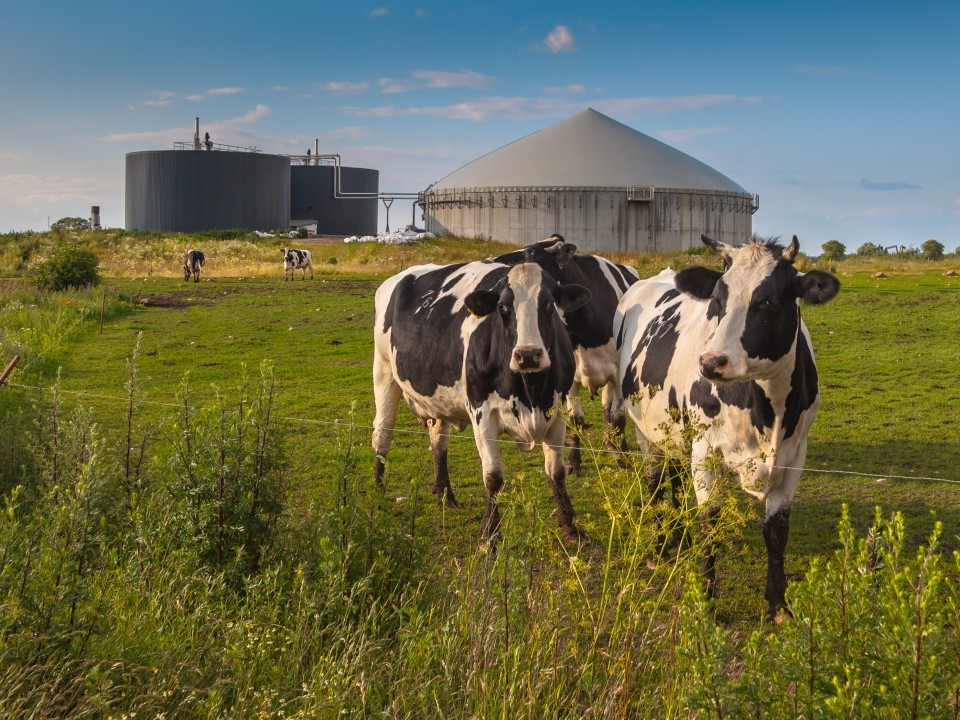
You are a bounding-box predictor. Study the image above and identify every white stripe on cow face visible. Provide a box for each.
[508,264,550,373]
[700,243,788,381]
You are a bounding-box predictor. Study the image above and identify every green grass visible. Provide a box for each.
[1,232,959,717]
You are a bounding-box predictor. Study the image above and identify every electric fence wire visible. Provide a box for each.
[5,380,959,487]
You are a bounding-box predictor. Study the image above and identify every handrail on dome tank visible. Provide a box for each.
[173,141,261,153]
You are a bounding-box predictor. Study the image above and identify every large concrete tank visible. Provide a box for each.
[290,165,379,236]
[125,150,290,232]
[422,108,757,253]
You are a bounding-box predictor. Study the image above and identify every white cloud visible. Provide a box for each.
[658,126,733,144]
[102,105,272,145]
[414,8,429,17]
[544,84,586,95]
[323,126,372,141]
[343,93,763,122]
[186,87,246,101]
[0,153,22,163]
[413,70,493,90]
[230,104,271,124]
[369,7,389,17]
[272,85,289,91]
[0,174,113,206]
[543,25,577,53]
[325,81,371,94]
[377,70,495,94]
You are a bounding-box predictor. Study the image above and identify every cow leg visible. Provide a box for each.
[565,383,584,476]
[763,453,803,621]
[691,447,720,599]
[428,419,458,507]
[544,417,585,543]
[371,353,402,487]
[601,382,629,458]
[644,458,686,560]
[308,264,314,280]
[473,418,506,546]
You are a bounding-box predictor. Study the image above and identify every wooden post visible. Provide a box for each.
[99,285,106,334]
[0,355,19,386]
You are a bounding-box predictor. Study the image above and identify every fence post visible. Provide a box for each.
[0,355,20,386]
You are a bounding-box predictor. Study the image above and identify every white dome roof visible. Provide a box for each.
[431,108,748,194]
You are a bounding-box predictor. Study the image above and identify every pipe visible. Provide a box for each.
[194,117,200,150]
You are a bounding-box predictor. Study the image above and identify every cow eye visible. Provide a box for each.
[756,296,777,310]
[498,302,511,315]
[544,301,555,313]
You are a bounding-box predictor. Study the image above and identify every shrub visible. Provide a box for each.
[50,216,91,232]
[820,240,847,261]
[921,239,945,260]
[856,241,883,256]
[30,244,101,291]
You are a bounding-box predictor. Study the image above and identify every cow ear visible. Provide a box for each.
[675,266,722,299]
[796,270,840,305]
[464,290,499,317]
[553,283,592,313]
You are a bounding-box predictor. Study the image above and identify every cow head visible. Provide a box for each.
[523,234,578,273]
[463,263,591,373]
[674,235,840,383]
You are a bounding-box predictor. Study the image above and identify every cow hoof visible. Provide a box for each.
[563,527,590,545]
[766,605,793,624]
[565,461,581,477]
[435,489,460,508]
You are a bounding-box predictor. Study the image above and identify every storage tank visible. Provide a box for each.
[421,108,758,253]
[290,163,379,235]
[125,149,290,232]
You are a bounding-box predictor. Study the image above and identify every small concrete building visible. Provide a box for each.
[421,108,757,253]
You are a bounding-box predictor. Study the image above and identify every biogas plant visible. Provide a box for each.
[125,109,757,251]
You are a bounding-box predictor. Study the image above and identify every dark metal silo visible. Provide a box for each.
[125,150,290,232]
[290,165,379,235]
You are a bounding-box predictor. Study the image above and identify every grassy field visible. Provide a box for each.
[1,231,959,717]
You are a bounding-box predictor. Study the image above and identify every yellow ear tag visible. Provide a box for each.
[467,306,481,317]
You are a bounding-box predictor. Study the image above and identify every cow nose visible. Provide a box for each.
[700,352,729,380]
[513,347,544,371]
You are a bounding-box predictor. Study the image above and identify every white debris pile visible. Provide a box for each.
[343,230,435,244]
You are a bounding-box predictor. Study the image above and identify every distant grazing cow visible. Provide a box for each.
[282,248,313,280]
[183,249,205,282]
[494,235,639,474]
[373,261,591,543]
[616,235,840,620]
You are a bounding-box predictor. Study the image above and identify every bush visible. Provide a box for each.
[30,244,101,291]
[820,240,846,261]
[50,216,91,232]
[921,239,945,260]
[856,241,883,256]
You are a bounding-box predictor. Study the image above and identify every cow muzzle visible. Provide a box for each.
[699,352,730,381]
[512,346,548,372]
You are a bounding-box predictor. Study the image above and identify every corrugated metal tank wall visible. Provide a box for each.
[423,187,754,253]
[290,166,379,235]
[125,150,290,232]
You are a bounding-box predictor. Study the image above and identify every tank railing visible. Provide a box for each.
[289,155,337,167]
[173,141,261,153]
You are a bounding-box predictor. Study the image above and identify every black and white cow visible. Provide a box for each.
[282,248,313,280]
[183,249,205,283]
[494,236,639,474]
[373,260,592,542]
[616,235,840,619]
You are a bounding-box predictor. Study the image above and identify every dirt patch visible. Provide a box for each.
[137,293,197,309]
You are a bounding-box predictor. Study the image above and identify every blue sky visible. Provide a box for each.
[2,0,958,251]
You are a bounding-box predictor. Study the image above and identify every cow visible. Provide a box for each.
[615,234,840,620]
[282,248,313,280]
[494,235,639,474]
[183,249,205,282]
[372,260,592,543]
